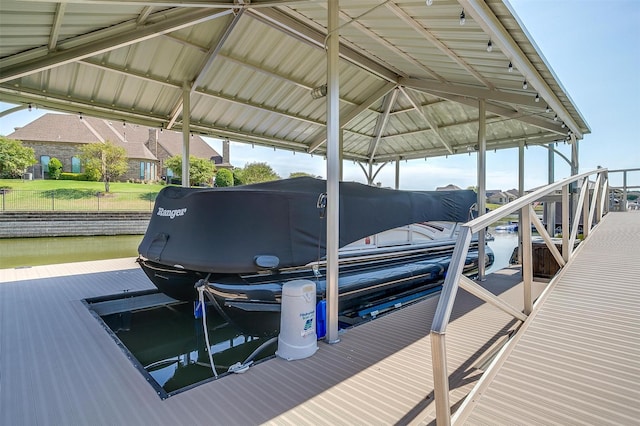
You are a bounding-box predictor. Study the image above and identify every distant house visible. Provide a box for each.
[436,184,462,191]
[8,113,229,182]
[486,189,517,205]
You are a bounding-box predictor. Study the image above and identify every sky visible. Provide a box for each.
[1,0,638,190]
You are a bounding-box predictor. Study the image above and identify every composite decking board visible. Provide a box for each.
[1,258,542,425]
[463,212,640,425]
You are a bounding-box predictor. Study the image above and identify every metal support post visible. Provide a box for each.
[547,143,556,235]
[182,83,190,188]
[562,184,569,262]
[518,140,525,264]
[325,0,340,344]
[521,204,533,315]
[477,99,486,280]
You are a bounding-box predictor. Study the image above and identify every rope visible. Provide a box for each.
[196,280,218,379]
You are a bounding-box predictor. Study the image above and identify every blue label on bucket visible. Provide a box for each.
[316,300,326,338]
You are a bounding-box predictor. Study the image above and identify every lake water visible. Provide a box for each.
[0,231,519,271]
[0,234,143,269]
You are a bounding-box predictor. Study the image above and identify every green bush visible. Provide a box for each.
[48,157,63,180]
[83,168,101,181]
[215,168,234,187]
[60,172,89,181]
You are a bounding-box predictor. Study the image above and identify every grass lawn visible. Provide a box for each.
[0,178,164,193]
[0,178,164,211]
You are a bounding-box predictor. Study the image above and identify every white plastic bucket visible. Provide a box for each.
[276,279,318,360]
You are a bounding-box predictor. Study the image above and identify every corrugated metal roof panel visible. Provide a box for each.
[0,0,590,161]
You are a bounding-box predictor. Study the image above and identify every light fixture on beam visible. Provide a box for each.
[28,103,32,112]
[546,105,551,113]
[459,9,465,25]
[425,0,433,5]
[310,84,327,99]
[508,61,513,72]
[535,94,540,102]
[486,39,493,52]
[522,80,528,90]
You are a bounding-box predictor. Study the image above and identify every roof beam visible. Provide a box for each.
[368,88,398,162]
[400,87,453,155]
[48,2,67,51]
[136,6,154,25]
[192,9,243,91]
[331,5,444,83]
[385,2,494,90]
[308,82,396,153]
[372,133,569,163]
[168,9,244,129]
[19,0,307,7]
[428,90,565,135]
[0,8,233,83]
[400,77,544,109]
[458,0,584,138]
[247,8,400,84]
[0,88,166,128]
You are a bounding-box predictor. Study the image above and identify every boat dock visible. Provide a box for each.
[1,212,638,425]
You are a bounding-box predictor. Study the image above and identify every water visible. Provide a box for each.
[1,231,520,272]
[487,230,519,272]
[0,235,142,269]
[99,301,276,396]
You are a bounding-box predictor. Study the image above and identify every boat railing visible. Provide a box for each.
[430,168,610,426]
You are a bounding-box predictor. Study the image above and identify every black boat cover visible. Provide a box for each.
[138,177,476,273]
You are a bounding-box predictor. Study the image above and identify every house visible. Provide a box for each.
[436,184,462,191]
[8,113,229,182]
[486,189,517,205]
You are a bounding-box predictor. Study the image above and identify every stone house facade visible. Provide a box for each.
[8,113,229,182]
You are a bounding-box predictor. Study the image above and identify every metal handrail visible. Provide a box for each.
[607,168,640,210]
[430,168,610,425]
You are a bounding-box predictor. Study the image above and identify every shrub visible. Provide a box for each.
[83,168,101,182]
[60,172,89,181]
[48,157,63,179]
[215,168,234,187]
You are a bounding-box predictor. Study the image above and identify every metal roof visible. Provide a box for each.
[0,0,590,165]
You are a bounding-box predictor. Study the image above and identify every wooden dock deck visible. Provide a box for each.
[1,212,637,425]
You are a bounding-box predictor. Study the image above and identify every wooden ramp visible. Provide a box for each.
[458,212,640,425]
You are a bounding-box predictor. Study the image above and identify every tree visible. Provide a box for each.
[215,168,234,187]
[289,172,314,179]
[80,141,128,192]
[164,155,216,186]
[240,162,280,184]
[232,168,245,186]
[48,157,63,180]
[0,136,36,178]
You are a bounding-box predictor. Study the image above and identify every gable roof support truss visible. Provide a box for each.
[368,87,398,163]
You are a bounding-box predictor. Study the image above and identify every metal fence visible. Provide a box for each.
[0,189,157,211]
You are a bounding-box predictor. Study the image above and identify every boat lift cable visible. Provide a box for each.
[314,192,327,283]
[227,336,278,374]
[196,278,218,379]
